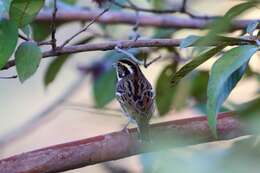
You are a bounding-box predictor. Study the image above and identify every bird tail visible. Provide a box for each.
[137,123,151,143]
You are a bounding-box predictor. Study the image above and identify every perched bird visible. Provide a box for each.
[114,58,155,142]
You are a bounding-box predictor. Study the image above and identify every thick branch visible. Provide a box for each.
[36,10,259,30]
[0,112,246,173]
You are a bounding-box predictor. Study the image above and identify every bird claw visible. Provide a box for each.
[121,126,130,134]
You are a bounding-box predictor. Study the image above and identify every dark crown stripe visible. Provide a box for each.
[118,59,140,73]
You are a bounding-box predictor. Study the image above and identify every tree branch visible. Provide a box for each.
[59,7,109,48]
[36,10,259,30]
[0,112,246,173]
[51,0,58,50]
[1,37,255,71]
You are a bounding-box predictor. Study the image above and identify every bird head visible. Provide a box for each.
[113,58,141,80]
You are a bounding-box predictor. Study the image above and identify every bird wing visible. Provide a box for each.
[116,77,155,121]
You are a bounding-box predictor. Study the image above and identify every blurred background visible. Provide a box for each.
[0,0,260,172]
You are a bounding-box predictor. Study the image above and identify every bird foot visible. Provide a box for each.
[121,126,130,134]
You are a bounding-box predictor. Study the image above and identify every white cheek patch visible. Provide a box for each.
[124,64,134,74]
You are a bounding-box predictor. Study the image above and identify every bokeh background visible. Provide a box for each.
[0,0,260,172]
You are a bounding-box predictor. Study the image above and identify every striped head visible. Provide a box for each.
[114,59,141,80]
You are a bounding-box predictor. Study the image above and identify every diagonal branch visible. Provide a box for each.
[0,112,246,173]
[59,8,110,48]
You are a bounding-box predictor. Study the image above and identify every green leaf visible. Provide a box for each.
[9,0,45,27]
[61,0,77,4]
[225,1,257,19]
[246,21,259,35]
[44,55,70,87]
[172,46,225,86]
[180,35,200,48]
[237,97,260,133]
[0,19,18,69]
[31,21,51,41]
[15,41,42,82]
[30,21,67,41]
[152,28,175,38]
[172,77,192,111]
[110,0,127,10]
[44,36,95,87]
[151,0,166,10]
[198,1,258,46]
[190,71,209,102]
[238,97,260,119]
[207,45,258,137]
[21,24,31,38]
[183,35,253,47]
[93,69,117,108]
[156,62,178,116]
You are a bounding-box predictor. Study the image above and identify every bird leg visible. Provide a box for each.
[121,117,132,134]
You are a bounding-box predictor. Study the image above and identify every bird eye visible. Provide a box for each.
[118,69,126,78]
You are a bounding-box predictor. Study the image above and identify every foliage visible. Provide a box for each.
[0,19,18,69]
[156,62,178,116]
[1,0,260,172]
[207,45,258,136]
[9,0,45,27]
[0,0,259,130]
[93,68,117,108]
[15,41,42,82]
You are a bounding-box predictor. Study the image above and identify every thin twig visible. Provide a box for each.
[128,0,140,41]
[144,55,161,68]
[59,7,110,48]
[115,46,161,67]
[180,0,217,19]
[19,34,53,46]
[18,34,30,41]
[38,40,53,46]
[115,46,144,65]
[51,0,58,50]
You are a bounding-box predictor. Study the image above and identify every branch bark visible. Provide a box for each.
[2,37,255,70]
[36,10,258,30]
[0,112,246,173]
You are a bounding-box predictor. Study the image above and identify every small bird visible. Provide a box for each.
[114,58,155,142]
